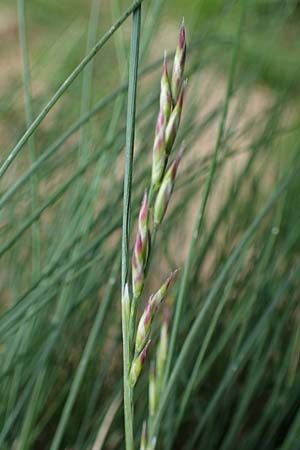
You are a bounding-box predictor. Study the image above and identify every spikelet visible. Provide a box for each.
[171,19,186,105]
[130,340,151,387]
[154,146,184,227]
[134,271,177,354]
[160,51,172,124]
[132,193,148,298]
[151,53,172,188]
[135,296,154,354]
[151,270,178,310]
[165,81,186,156]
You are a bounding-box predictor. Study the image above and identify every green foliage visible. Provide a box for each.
[0,1,299,450]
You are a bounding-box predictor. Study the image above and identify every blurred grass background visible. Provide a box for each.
[0,0,300,449]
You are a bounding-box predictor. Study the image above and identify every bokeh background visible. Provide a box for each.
[0,1,300,449]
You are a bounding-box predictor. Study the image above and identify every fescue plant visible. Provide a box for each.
[121,20,186,450]
[0,0,300,450]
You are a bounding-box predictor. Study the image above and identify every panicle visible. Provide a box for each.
[171,19,186,104]
[124,21,188,450]
[132,193,149,298]
[154,146,184,227]
[130,340,151,387]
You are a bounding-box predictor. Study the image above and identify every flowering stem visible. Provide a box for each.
[121,5,141,450]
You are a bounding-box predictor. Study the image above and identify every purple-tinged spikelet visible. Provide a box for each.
[151,270,178,309]
[151,111,166,188]
[171,19,186,105]
[165,81,186,155]
[130,340,151,387]
[135,271,177,355]
[135,296,154,354]
[160,52,172,123]
[154,146,184,226]
[132,193,148,298]
[151,53,172,188]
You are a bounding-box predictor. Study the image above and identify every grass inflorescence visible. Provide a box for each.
[0,0,299,450]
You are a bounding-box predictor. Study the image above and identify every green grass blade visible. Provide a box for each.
[48,256,119,450]
[0,0,146,179]
[17,0,40,280]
